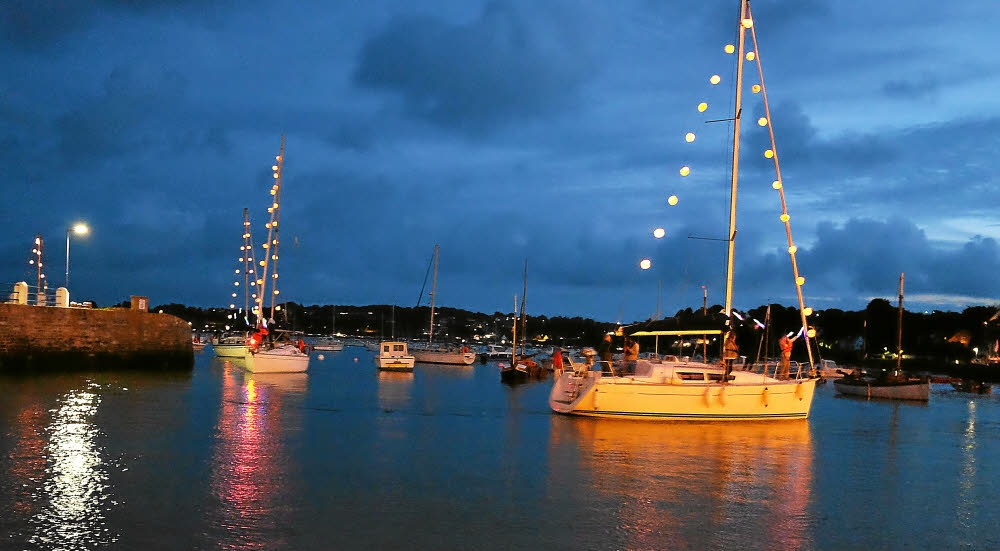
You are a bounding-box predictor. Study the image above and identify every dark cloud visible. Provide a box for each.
[353,1,597,133]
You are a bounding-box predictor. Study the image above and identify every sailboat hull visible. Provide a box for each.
[213,342,248,358]
[549,360,817,421]
[245,345,309,373]
[833,378,929,401]
[411,349,476,365]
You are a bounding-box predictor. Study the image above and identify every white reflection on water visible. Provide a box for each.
[956,400,978,547]
[30,383,115,548]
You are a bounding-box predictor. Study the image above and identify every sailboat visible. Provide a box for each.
[409,245,476,366]
[501,260,543,383]
[834,273,930,401]
[549,0,818,420]
[244,135,309,373]
[312,306,344,351]
[214,207,258,358]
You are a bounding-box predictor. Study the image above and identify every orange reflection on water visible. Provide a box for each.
[9,402,46,516]
[208,365,305,550]
[549,418,814,550]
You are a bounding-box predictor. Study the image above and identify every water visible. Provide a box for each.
[2,348,998,550]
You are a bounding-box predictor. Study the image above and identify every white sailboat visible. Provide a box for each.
[834,273,930,400]
[410,245,476,366]
[549,0,818,420]
[245,135,309,374]
[214,207,257,358]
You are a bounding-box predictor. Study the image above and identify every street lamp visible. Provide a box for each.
[65,223,89,289]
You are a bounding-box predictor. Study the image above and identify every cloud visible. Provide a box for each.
[353,1,599,133]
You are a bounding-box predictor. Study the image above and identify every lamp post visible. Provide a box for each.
[65,223,89,289]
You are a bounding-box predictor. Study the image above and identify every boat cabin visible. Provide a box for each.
[381,341,410,357]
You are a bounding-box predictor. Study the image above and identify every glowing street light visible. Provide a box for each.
[65,223,89,289]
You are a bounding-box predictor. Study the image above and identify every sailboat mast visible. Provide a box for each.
[724,0,749,324]
[520,259,528,356]
[897,272,904,373]
[511,294,518,365]
[256,135,285,324]
[428,244,439,343]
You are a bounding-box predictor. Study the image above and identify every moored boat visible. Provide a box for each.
[377,341,416,372]
[242,136,309,374]
[833,274,929,401]
[548,0,819,420]
[833,373,930,401]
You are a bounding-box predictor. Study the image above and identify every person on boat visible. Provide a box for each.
[297,337,307,353]
[552,347,564,375]
[461,345,469,354]
[723,331,739,381]
[598,334,613,373]
[778,331,799,379]
[622,337,639,375]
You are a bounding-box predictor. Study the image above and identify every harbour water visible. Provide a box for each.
[1,347,998,550]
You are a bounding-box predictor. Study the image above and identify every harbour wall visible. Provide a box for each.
[0,303,193,372]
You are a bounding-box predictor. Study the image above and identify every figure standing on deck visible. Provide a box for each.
[779,331,799,379]
[598,334,613,372]
[623,337,639,375]
[723,331,739,381]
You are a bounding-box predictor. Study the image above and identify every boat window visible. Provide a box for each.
[676,372,705,381]
[383,345,390,353]
[393,344,405,352]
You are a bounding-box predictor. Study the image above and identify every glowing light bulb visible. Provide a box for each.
[234,281,240,286]
[640,259,652,270]
[765,149,774,159]
[668,195,679,206]
[685,132,696,142]
[757,117,768,126]
[697,102,708,112]
[273,173,279,179]
[796,276,805,286]
[724,44,735,54]
[752,84,761,94]
[788,245,797,254]
[742,18,753,28]
[679,166,691,177]
[710,74,721,85]
[807,328,816,338]
[803,307,813,316]
[780,213,790,222]
[746,52,755,61]
[772,180,782,189]
[653,228,666,239]
[272,165,278,170]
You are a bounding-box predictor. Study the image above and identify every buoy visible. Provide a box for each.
[354,357,358,362]
[318,354,325,361]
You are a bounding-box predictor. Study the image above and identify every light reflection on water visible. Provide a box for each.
[3,353,1000,550]
[205,363,307,550]
[547,418,814,551]
[31,384,115,549]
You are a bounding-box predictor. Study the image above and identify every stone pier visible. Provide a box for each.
[0,303,193,371]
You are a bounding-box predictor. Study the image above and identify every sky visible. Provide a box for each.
[4,0,1000,324]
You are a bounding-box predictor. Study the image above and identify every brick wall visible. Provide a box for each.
[0,303,194,371]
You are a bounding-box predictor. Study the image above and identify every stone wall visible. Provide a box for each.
[0,303,193,371]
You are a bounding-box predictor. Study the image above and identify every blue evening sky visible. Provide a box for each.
[4,0,1000,323]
